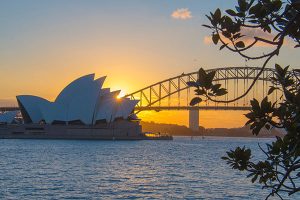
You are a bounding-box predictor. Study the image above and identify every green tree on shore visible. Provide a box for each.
[188,0,300,199]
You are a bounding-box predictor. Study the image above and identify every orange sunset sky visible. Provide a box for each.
[0,0,299,128]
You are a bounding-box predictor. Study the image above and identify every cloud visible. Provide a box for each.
[203,27,291,47]
[171,8,192,20]
[239,27,276,47]
[203,36,213,45]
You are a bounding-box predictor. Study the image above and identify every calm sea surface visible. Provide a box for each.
[0,137,297,200]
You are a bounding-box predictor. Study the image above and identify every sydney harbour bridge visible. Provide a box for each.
[1,66,298,130]
[124,66,297,130]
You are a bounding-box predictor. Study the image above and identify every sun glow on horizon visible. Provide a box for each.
[117,90,126,99]
[138,110,248,129]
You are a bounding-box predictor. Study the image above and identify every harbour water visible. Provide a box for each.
[0,137,297,199]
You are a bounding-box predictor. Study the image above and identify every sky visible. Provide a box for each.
[0,0,299,128]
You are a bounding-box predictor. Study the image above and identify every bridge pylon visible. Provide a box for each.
[189,108,199,131]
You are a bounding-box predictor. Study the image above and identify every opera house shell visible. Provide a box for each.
[16,74,139,125]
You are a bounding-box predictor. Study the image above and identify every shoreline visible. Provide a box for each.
[0,123,173,141]
[141,121,284,138]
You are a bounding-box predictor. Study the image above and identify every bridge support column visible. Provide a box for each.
[189,109,199,131]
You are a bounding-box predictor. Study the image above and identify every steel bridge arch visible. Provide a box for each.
[125,66,297,111]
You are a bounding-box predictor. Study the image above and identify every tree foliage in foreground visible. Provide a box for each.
[188,0,300,199]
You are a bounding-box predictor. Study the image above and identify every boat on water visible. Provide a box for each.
[144,132,172,140]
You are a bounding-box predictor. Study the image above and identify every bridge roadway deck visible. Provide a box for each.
[134,106,251,111]
[0,106,251,112]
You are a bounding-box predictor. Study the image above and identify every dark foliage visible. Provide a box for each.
[189,0,300,199]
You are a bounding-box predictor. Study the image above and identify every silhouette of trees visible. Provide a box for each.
[188,0,300,199]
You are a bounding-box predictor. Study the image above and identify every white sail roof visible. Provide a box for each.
[115,98,139,119]
[95,90,120,122]
[16,74,139,125]
[39,101,67,124]
[55,74,95,104]
[67,76,106,124]
[16,95,50,123]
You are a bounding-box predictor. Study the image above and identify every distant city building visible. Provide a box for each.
[8,74,139,125]
[0,111,18,124]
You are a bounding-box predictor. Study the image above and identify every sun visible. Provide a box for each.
[117,90,126,99]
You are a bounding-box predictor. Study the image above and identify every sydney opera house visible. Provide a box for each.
[17,74,139,125]
[0,74,154,140]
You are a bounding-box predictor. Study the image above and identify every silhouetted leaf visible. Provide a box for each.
[224,16,233,27]
[202,24,212,29]
[226,9,237,16]
[220,43,228,50]
[212,34,220,45]
[268,86,277,95]
[245,112,255,120]
[205,14,212,22]
[238,0,247,12]
[263,25,271,33]
[261,97,271,113]
[222,31,231,38]
[275,64,284,77]
[249,2,261,14]
[250,99,260,111]
[205,71,216,89]
[283,65,289,74]
[221,156,229,160]
[198,68,207,86]
[215,88,228,96]
[187,81,199,88]
[190,97,202,106]
[211,84,222,92]
[214,8,221,20]
[236,41,245,48]
[252,121,265,135]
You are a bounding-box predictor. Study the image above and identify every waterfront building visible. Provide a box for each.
[0,111,18,124]
[16,74,139,125]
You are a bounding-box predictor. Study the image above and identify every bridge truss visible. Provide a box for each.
[125,67,299,112]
